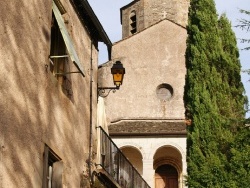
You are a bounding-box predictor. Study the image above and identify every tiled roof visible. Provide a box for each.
[108,120,187,136]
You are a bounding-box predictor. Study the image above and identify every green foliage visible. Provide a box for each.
[218,14,246,120]
[229,126,250,187]
[185,0,247,187]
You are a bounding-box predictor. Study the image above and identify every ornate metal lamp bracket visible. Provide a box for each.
[97,86,119,98]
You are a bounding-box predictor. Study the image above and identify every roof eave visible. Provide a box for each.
[73,0,112,59]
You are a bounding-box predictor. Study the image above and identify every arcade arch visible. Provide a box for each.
[120,146,143,175]
[153,146,183,188]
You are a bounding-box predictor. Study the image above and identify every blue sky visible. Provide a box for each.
[88,0,250,117]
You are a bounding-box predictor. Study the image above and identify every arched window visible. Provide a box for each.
[130,11,137,34]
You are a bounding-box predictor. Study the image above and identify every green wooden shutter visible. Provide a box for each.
[52,1,85,77]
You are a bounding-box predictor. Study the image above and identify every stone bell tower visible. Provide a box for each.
[98,0,189,187]
[120,0,189,38]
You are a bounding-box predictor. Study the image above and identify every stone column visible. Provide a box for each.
[181,158,188,188]
[142,159,154,187]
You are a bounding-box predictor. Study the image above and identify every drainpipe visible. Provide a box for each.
[89,39,93,185]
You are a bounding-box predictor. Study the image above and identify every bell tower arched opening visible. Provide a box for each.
[129,11,137,34]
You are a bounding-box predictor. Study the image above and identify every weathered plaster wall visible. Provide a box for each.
[99,20,187,122]
[0,0,98,187]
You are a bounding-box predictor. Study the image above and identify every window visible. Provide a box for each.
[49,0,85,77]
[42,145,63,188]
[49,0,85,99]
[156,84,174,100]
[50,11,73,98]
[130,11,137,34]
[50,12,67,82]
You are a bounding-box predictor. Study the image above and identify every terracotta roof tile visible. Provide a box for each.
[108,120,187,136]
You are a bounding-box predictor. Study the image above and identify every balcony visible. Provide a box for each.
[96,126,151,188]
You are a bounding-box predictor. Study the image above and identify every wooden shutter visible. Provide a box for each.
[52,1,85,77]
[42,146,49,188]
[52,161,63,188]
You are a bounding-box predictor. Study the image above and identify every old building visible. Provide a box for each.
[98,0,189,187]
[0,0,113,187]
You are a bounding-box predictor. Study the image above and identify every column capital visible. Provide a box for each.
[142,158,153,164]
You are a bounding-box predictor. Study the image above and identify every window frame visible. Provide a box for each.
[42,145,63,188]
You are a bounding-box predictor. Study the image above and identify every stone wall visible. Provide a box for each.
[143,0,189,28]
[121,0,144,38]
[121,0,189,38]
[112,136,187,188]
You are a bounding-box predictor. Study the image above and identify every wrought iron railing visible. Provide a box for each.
[98,126,151,188]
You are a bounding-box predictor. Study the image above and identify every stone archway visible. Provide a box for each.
[153,146,182,188]
[120,146,143,175]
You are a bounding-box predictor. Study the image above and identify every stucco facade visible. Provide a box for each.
[100,20,186,120]
[0,0,111,187]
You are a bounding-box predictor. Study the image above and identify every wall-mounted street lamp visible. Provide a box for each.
[98,61,125,97]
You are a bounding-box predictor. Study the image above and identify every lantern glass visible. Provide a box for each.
[113,73,123,86]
